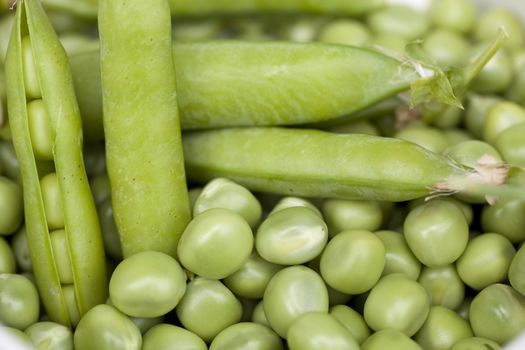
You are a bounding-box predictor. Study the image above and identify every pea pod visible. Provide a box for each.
[69,40,454,142]
[5,0,107,326]
[37,0,383,20]
[98,0,191,257]
[182,127,507,202]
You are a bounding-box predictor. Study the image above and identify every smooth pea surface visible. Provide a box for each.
[25,321,74,350]
[418,265,465,310]
[322,199,382,236]
[251,300,271,328]
[509,244,525,296]
[361,329,423,350]
[470,45,513,94]
[494,122,525,167]
[464,94,500,138]
[210,322,283,350]
[395,126,450,154]
[456,233,515,290]
[0,274,39,330]
[429,0,476,33]
[223,251,283,299]
[26,99,53,160]
[422,29,471,68]
[178,208,253,279]
[287,312,359,350]
[263,265,328,338]
[474,8,524,51]
[193,177,262,229]
[109,251,187,318]
[97,198,123,260]
[39,172,64,230]
[74,304,141,350]
[481,200,525,243]
[142,324,207,350]
[49,229,74,284]
[375,230,421,280]
[451,337,501,350]
[0,236,15,273]
[469,284,525,344]
[320,229,385,294]
[269,196,321,217]
[318,19,371,47]
[0,176,22,235]
[176,277,242,343]
[256,206,327,265]
[367,5,429,40]
[330,304,371,344]
[483,101,525,145]
[364,274,430,336]
[443,140,502,169]
[414,306,473,350]
[404,199,468,267]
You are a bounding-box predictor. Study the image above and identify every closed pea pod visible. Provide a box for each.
[5,0,106,325]
[98,0,191,257]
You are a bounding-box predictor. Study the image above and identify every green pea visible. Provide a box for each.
[367,6,430,41]
[178,208,253,279]
[422,29,471,68]
[443,140,502,169]
[464,94,501,139]
[442,128,474,146]
[256,206,327,265]
[89,174,111,205]
[395,126,450,154]
[97,198,123,260]
[252,300,270,328]
[109,251,187,318]
[62,285,80,327]
[74,304,141,350]
[26,99,54,161]
[49,229,74,284]
[176,277,242,343]
[425,104,464,129]
[142,324,207,350]
[330,304,371,344]
[469,284,525,344]
[39,172,64,230]
[364,274,430,336]
[481,200,525,243]
[187,187,202,213]
[370,34,408,53]
[269,196,322,217]
[362,329,423,350]
[418,265,465,310]
[193,177,262,229]
[130,316,163,335]
[320,229,385,294]
[263,265,328,338]
[25,321,73,350]
[451,337,501,350]
[21,35,40,99]
[0,274,40,330]
[509,244,525,296]
[429,0,477,33]
[470,45,513,94]
[483,101,525,145]
[223,251,283,299]
[404,199,469,267]
[457,233,515,290]
[474,8,524,51]
[322,199,382,236]
[494,122,525,168]
[375,230,421,280]
[0,176,23,235]
[0,236,15,274]
[287,312,359,350]
[239,297,258,323]
[318,19,371,47]
[210,322,283,350]
[11,226,33,272]
[411,197,473,226]
[414,306,473,350]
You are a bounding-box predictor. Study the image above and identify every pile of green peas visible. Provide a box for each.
[1,0,525,349]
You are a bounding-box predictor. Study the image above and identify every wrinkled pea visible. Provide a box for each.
[418,264,465,310]
[375,230,421,280]
[322,199,383,236]
[256,206,327,265]
[330,304,371,344]
[142,324,207,350]
[0,274,40,330]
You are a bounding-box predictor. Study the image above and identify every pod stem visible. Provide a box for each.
[430,155,513,204]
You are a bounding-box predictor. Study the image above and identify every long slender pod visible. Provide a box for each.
[182,127,506,202]
[99,0,191,257]
[5,0,106,326]
[37,0,383,20]
[70,41,440,142]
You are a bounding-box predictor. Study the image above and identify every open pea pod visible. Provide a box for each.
[5,0,107,326]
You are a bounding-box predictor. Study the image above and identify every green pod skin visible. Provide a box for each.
[98,0,191,257]
[39,0,383,20]
[5,0,107,326]
[182,127,468,202]
[69,41,428,141]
